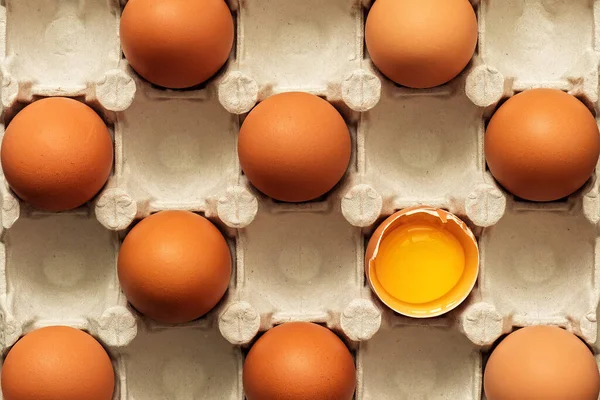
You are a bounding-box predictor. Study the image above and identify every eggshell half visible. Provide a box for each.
[365,206,479,318]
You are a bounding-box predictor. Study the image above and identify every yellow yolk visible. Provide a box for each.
[375,222,465,304]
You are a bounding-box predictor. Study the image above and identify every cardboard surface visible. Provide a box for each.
[0,0,599,399]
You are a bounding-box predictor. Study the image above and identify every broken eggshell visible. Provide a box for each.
[365,206,479,318]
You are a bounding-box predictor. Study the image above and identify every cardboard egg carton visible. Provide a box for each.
[461,0,600,350]
[0,0,134,113]
[358,317,482,400]
[0,0,598,399]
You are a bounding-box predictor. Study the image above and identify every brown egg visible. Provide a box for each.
[484,326,600,400]
[238,92,351,202]
[485,89,600,202]
[243,322,356,400]
[118,210,231,323]
[1,326,114,400]
[1,97,113,211]
[365,0,478,88]
[120,0,234,89]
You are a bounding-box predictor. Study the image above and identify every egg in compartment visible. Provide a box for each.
[1,326,115,400]
[120,0,234,89]
[484,326,600,400]
[0,97,113,212]
[243,322,356,400]
[117,210,232,324]
[365,0,478,88]
[485,89,600,202]
[365,206,479,318]
[238,92,352,202]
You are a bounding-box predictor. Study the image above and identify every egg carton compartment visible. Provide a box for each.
[466,0,600,108]
[119,322,242,400]
[218,201,383,346]
[461,204,600,347]
[482,0,596,85]
[218,0,381,115]
[0,211,136,349]
[227,206,379,339]
[0,0,135,113]
[4,0,118,88]
[342,84,507,229]
[239,0,360,92]
[97,78,245,231]
[358,318,481,400]
[352,84,491,221]
[238,208,360,317]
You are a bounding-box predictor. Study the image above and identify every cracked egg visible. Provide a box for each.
[366,206,479,318]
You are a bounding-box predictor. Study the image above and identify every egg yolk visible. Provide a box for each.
[375,223,465,304]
